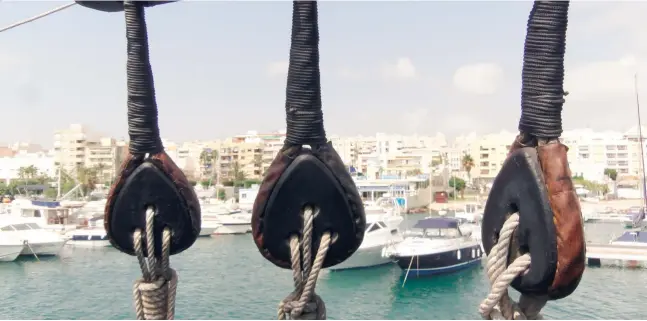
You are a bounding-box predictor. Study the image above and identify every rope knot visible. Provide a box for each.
[280,291,326,320]
[133,269,178,320]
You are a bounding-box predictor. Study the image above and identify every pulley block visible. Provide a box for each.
[105,152,201,257]
[482,137,586,300]
[252,143,366,269]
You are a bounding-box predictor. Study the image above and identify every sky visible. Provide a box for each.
[1,1,647,147]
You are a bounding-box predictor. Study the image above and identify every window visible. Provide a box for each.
[0,226,13,231]
[26,223,41,230]
[11,224,30,231]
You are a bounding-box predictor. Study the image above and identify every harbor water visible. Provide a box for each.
[0,216,644,320]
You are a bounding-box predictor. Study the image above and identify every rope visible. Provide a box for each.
[518,1,570,139]
[479,213,548,320]
[0,2,77,33]
[278,206,329,320]
[132,207,178,320]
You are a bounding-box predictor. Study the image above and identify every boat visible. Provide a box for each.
[211,212,252,235]
[453,203,482,223]
[0,217,67,256]
[6,199,86,233]
[328,198,404,270]
[201,205,251,235]
[385,217,483,277]
[0,234,26,262]
[64,217,111,248]
[609,228,647,247]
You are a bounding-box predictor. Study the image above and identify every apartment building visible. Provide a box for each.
[219,132,265,181]
[0,150,56,182]
[53,124,127,182]
[469,131,516,183]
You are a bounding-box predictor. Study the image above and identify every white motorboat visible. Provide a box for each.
[211,212,252,235]
[384,217,482,277]
[329,198,404,271]
[200,220,222,237]
[0,234,25,262]
[0,217,67,256]
[65,217,111,248]
[6,199,85,233]
[202,205,251,235]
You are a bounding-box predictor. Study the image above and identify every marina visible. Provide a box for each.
[0,222,646,320]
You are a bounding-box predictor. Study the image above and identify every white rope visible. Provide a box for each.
[479,213,548,320]
[278,206,330,320]
[0,2,77,34]
[132,207,178,320]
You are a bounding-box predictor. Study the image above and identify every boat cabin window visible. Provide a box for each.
[0,225,14,231]
[25,223,41,230]
[10,224,31,231]
[423,228,462,238]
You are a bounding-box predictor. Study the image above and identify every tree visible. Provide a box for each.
[462,154,474,184]
[230,161,247,186]
[76,165,98,195]
[448,176,466,199]
[604,168,618,181]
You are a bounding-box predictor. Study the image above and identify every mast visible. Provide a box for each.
[634,73,647,209]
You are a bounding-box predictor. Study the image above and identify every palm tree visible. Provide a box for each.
[94,163,107,184]
[231,161,246,183]
[604,168,618,197]
[76,164,98,195]
[462,154,474,184]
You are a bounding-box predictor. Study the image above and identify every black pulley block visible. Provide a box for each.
[252,144,366,269]
[106,154,201,257]
[482,147,557,296]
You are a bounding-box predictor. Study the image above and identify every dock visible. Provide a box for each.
[586,243,647,268]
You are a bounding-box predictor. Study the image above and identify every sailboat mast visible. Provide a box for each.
[634,73,647,209]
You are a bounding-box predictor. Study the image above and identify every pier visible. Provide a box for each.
[586,243,647,268]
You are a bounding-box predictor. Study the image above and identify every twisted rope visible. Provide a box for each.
[479,213,548,320]
[132,207,178,320]
[278,206,330,320]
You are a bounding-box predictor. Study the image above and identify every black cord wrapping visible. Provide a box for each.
[124,1,164,155]
[284,1,327,146]
[518,1,569,139]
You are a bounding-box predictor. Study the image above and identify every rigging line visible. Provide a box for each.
[0,2,76,34]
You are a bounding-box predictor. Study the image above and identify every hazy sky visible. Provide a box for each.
[1,1,647,146]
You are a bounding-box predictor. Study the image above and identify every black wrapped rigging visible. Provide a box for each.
[284,1,326,146]
[125,1,164,155]
[518,1,569,139]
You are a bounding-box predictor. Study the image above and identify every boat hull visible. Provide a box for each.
[66,240,111,248]
[328,243,393,270]
[212,223,250,235]
[0,244,23,262]
[394,244,483,276]
[21,240,66,256]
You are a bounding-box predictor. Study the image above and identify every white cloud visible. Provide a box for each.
[565,55,639,100]
[381,57,417,80]
[266,61,288,77]
[452,63,504,95]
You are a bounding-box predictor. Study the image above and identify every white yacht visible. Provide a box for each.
[202,205,251,235]
[6,199,85,233]
[328,198,404,271]
[384,217,482,277]
[64,217,111,248]
[0,217,67,256]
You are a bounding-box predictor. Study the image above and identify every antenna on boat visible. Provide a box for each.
[634,73,647,210]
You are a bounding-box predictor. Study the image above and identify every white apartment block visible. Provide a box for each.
[53,124,128,182]
[0,151,56,183]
